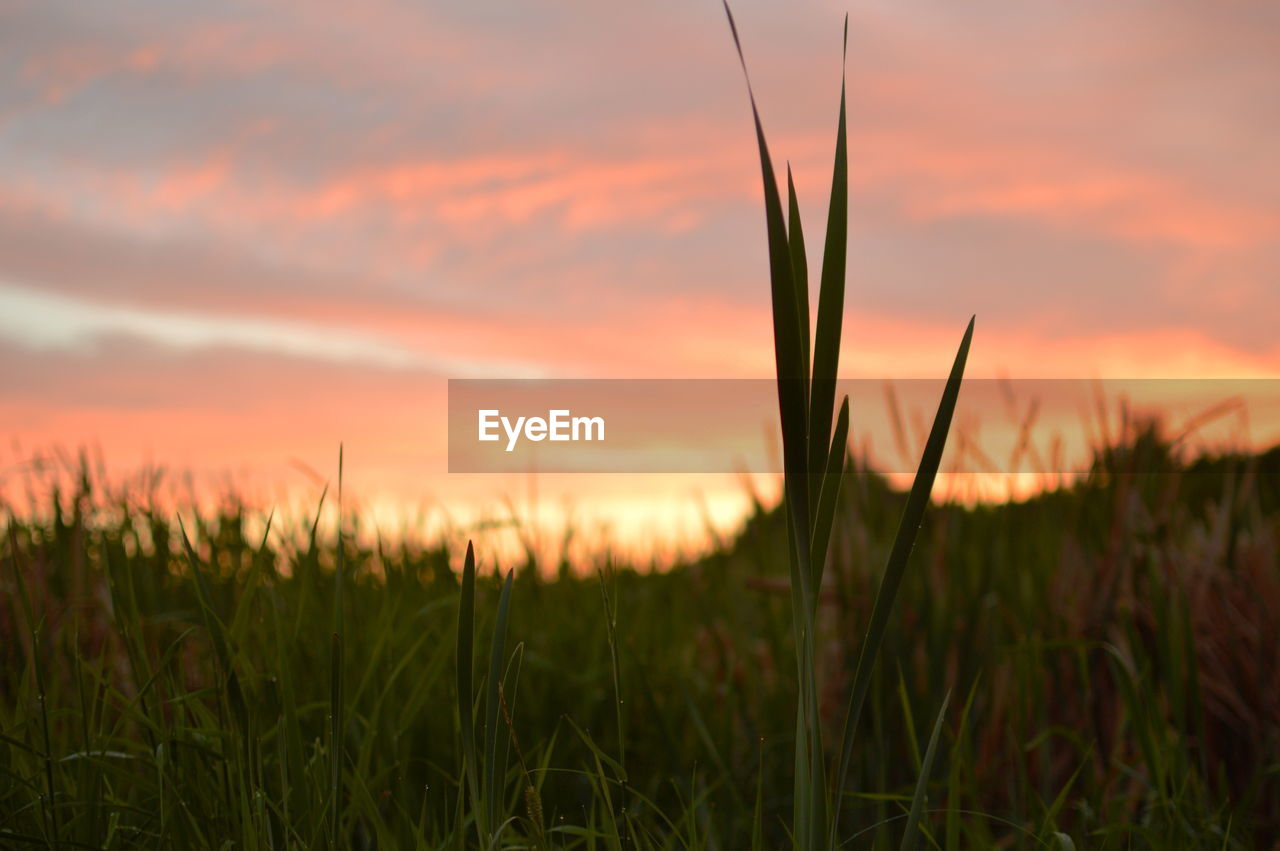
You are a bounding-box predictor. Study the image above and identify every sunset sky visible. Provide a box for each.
[2,1,1278,553]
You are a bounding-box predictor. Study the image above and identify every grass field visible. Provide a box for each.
[2,431,1279,848]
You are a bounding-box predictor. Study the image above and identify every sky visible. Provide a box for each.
[2,0,1278,555]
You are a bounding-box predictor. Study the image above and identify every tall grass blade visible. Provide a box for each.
[335,445,344,633]
[945,676,981,850]
[833,317,974,837]
[598,568,628,777]
[330,445,345,849]
[808,16,849,492]
[726,9,864,849]
[456,541,485,841]
[787,164,812,415]
[723,0,812,547]
[810,395,850,591]
[329,631,343,849]
[725,9,828,847]
[901,691,950,851]
[483,569,515,832]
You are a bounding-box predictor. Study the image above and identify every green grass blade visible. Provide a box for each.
[810,395,850,591]
[268,589,305,828]
[833,316,974,836]
[329,446,345,849]
[483,569,515,832]
[808,18,849,485]
[725,9,847,848]
[897,670,922,772]
[787,164,812,419]
[724,0,811,544]
[598,568,627,777]
[945,676,981,850]
[335,445,344,634]
[901,691,950,851]
[456,541,484,841]
[328,630,343,849]
[308,483,329,554]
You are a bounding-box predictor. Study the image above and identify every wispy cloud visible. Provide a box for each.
[0,283,544,377]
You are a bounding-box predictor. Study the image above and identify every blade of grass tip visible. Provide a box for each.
[308,483,329,556]
[724,0,811,543]
[724,8,832,846]
[808,15,849,486]
[456,542,484,840]
[832,316,974,840]
[724,6,819,745]
[260,506,274,552]
[901,691,950,851]
[484,569,515,833]
[335,444,344,634]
